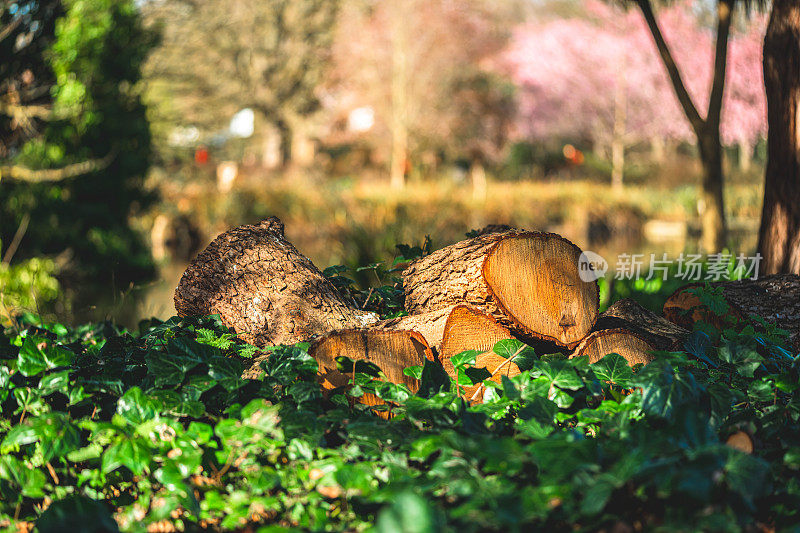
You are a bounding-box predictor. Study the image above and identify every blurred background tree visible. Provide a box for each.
[143,0,338,169]
[1,0,156,317]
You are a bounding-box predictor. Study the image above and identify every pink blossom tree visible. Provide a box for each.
[504,0,766,226]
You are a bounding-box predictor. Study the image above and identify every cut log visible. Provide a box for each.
[373,306,455,352]
[174,217,378,347]
[308,329,433,415]
[599,298,690,351]
[439,305,518,400]
[403,231,598,348]
[663,274,800,349]
[572,329,655,366]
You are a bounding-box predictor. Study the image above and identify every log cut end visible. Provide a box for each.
[572,329,655,366]
[310,329,432,393]
[440,305,519,399]
[483,233,598,347]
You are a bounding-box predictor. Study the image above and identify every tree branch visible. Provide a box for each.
[635,0,704,132]
[0,152,115,183]
[707,0,734,129]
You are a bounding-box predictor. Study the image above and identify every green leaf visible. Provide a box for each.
[493,339,537,370]
[102,435,151,475]
[117,387,158,426]
[376,490,439,533]
[17,337,74,376]
[36,495,120,533]
[634,362,702,419]
[208,356,245,391]
[418,359,451,398]
[590,353,634,388]
[450,349,479,369]
[717,338,763,377]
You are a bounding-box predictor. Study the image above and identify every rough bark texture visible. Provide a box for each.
[439,305,518,402]
[663,275,800,349]
[758,0,800,275]
[174,217,378,347]
[598,298,690,351]
[308,329,432,416]
[403,231,598,347]
[571,329,655,366]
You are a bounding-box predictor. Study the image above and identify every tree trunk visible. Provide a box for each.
[309,328,433,417]
[402,231,599,347]
[738,140,752,172]
[698,128,727,253]
[636,0,732,254]
[439,305,518,401]
[470,159,487,201]
[611,59,627,191]
[571,329,655,366]
[174,217,378,347]
[758,0,800,275]
[663,274,800,350]
[597,298,690,351]
[389,18,409,190]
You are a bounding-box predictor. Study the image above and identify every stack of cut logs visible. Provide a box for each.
[174,217,800,407]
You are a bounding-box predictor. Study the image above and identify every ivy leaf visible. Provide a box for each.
[418,360,451,398]
[102,435,152,475]
[17,337,74,376]
[590,353,634,388]
[493,339,537,371]
[684,330,717,367]
[450,350,479,369]
[534,360,583,391]
[208,356,245,391]
[145,349,201,388]
[634,362,702,420]
[117,387,158,426]
[717,339,763,377]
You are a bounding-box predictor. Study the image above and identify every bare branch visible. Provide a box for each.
[707,0,734,129]
[635,0,704,132]
[0,152,115,183]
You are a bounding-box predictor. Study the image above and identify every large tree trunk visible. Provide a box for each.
[698,128,727,253]
[174,217,378,347]
[663,274,800,349]
[758,0,800,275]
[402,231,599,347]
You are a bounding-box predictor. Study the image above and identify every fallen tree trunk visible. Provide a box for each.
[403,231,598,348]
[439,305,519,401]
[572,329,655,366]
[663,274,800,349]
[308,329,433,416]
[599,298,689,351]
[174,217,378,347]
[373,306,455,352]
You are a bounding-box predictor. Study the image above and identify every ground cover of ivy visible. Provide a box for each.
[2,283,800,532]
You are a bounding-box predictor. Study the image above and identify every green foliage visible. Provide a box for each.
[0,257,60,321]
[1,0,156,286]
[1,288,800,531]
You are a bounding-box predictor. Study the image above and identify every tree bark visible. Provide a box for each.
[758,0,800,275]
[174,217,378,347]
[663,274,800,349]
[636,0,732,253]
[598,298,690,351]
[402,231,599,347]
